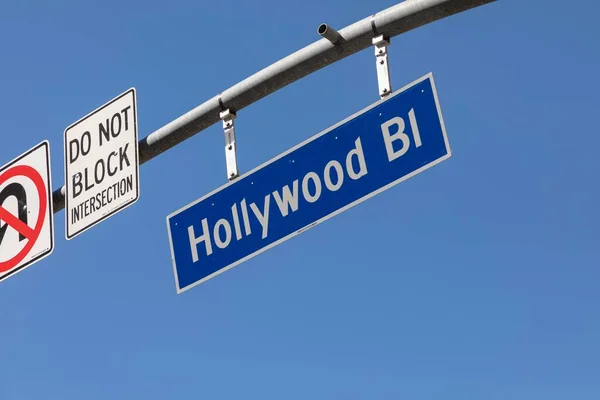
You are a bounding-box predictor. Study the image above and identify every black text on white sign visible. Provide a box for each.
[64,88,139,239]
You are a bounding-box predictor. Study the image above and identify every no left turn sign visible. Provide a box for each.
[0,141,54,283]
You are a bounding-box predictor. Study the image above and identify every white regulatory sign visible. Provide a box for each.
[64,88,140,240]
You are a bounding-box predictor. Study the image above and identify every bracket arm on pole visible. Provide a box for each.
[373,35,392,98]
[220,109,239,181]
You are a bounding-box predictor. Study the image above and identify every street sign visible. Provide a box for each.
[0,141,54,283]
[64,88,140,240]
[167,73,451,294]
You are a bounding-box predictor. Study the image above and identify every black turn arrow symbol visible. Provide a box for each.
[0,182,28,247]
[0,223,8,246]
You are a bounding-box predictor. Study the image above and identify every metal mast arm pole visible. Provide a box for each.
[52,0,495,213]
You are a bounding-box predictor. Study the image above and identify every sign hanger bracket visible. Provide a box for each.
[220,109,239,181]
[373,35,392,99]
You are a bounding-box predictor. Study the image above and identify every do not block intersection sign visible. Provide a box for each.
[167,73,452,294]
[64,88,140,239]
[0,141,54,283]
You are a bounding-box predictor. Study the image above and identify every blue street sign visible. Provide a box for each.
[166,73,451,294]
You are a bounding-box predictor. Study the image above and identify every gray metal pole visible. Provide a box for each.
[52,0,495,213]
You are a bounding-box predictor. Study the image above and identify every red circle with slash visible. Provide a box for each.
[0,165,46,273]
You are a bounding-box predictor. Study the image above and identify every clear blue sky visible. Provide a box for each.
[1,0,599,398]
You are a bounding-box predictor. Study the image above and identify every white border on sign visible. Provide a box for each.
[63,88,140,240]
[0,140,54,283]
[166,72,451,294]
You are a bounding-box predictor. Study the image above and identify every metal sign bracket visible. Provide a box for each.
[373,35,392,98]
[220,109,239,181]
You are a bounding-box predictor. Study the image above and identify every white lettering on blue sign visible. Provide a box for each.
[167,73,451,294]
[186,136,373,262]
